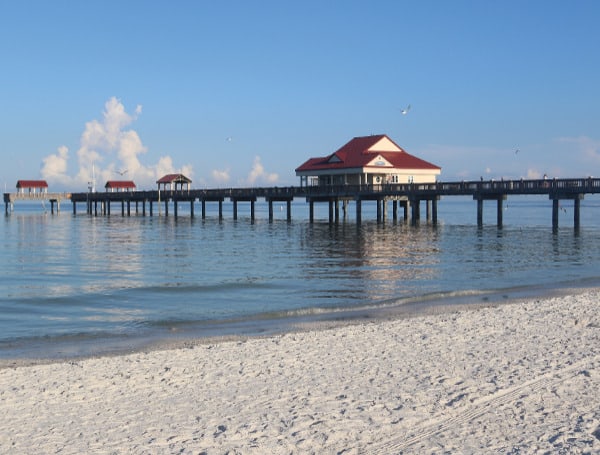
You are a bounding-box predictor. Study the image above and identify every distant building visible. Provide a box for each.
[156,174,192,191]
[16,180,49,194]
[104,180,137,192]
[295,134,441,187]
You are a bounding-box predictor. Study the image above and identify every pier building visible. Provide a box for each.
[295,134,441,187]
[295,134,441,223]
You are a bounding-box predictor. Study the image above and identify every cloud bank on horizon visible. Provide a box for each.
[40,97,279,190]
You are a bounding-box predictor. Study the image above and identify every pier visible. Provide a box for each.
[3,191,70,215]
[5,177,600,229]
[56,178,600,229]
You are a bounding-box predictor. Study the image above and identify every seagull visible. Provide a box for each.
[400,104,411,115]
[515,149,520,154]
[226,137,233,142]
[117,169,128,176]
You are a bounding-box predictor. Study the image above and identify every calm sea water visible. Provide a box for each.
[2,195,600,358]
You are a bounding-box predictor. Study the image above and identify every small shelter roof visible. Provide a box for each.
[105,180,136,189]
[156,174,192,185]
[16,180,49,189]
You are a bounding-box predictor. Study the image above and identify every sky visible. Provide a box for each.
[1,0,600,191]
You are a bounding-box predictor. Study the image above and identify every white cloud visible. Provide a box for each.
[40,146,71,185]
[41,97,192,190]
[212,168,231,184]
[557,136,600,162]
[246,156,278,185]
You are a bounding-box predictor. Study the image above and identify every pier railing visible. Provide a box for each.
[62,177,600,204]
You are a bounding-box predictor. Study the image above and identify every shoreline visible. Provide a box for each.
[1,281,595,367]
[1,288,599,452]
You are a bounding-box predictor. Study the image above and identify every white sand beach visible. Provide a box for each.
[1,290,599,454]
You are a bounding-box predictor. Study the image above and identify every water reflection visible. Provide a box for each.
[299,222,441,303]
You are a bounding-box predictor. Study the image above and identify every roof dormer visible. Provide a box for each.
[367,155,393,167]
[327,154,343,163]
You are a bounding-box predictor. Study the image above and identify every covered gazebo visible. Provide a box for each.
[16,180,49,194]
[156,174,192,192]
[105,180,137,192]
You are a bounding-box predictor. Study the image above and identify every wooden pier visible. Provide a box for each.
[3,191,70,214]
[6,178,600,229]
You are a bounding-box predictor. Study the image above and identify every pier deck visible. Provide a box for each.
[6,178,600,229]
[3,192,71,214]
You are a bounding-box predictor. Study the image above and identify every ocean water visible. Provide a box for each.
[2,194,600,358]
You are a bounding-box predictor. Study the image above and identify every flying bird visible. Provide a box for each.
[117,169,128,176]
[400,104,411,115]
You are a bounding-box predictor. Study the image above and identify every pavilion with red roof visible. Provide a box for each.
[156,173,192,192]
[16,180,49,194]
[295,134,441,187]
[104,180,137,192]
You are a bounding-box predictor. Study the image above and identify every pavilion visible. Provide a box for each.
[156,174,192,192]
[104,180,137,192]
[295,134,441,187]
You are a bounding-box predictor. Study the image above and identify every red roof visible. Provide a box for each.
[296,135,440,173]
[16,180,48,188]
[105,180,136,189]
[156,173,192,184]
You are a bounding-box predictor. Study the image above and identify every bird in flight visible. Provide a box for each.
[401,104,411,115]
[117,169,128,176]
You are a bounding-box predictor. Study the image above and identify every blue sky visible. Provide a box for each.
[1,1,600,191]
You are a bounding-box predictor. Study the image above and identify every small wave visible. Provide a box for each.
[125,279,272,295]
